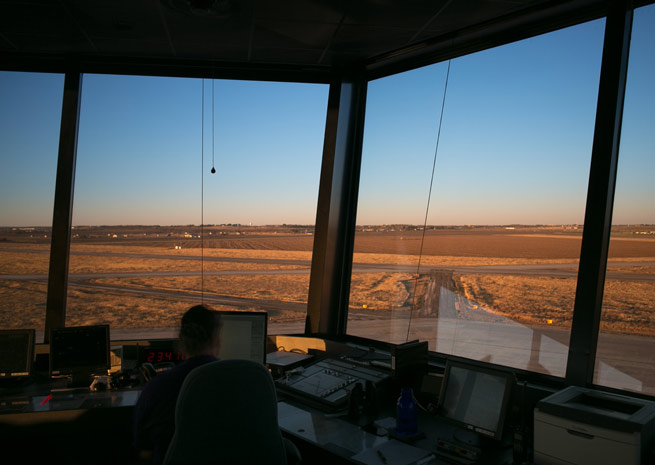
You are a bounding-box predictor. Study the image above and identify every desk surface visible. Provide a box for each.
[0,381,140,418]
[278,401,389,458]
[277,401,514,465]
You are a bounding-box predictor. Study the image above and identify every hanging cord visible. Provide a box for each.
[211,79,216,174]
[406,60,451,342]
[201,79,205,303]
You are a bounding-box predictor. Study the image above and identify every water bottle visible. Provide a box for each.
[396,387,418,436]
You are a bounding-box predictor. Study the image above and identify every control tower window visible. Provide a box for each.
[594,4,655,396]
[67,75,327,339]
[347,18,606,378]
[0,71,64,343]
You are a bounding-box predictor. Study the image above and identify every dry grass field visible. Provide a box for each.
[0,280,48,328]
[0,249,306,275]
[349,272,415,311]
[1,226,654,337]
[454,275,577,327]
[452,274,655,335]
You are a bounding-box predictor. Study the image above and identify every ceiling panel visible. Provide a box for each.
[254,20,337,49]
[70,3,165,42]
[341,0,451,28]
[253,0,343,23]
[0,3,73,35]
[0,0,614,73]
[250,46,325,65]
[90,37,172,57]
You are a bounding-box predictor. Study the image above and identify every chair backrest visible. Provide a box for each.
[163,359,287,465]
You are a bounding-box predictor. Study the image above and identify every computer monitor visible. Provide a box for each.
[216,311,267,364]
[437,360,514,441]
[392,340,428,384]
[49,325,110,386]
[0,329,35,378]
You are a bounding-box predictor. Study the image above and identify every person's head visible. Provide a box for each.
[179,304,222,358]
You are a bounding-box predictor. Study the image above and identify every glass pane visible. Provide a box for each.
[69,75,326,340]
[594,5,655,395]
[348,20,605,377]
[0,71,64,342]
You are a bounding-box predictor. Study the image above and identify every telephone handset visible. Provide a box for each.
[139,363,157,382]
[139,362,175,382]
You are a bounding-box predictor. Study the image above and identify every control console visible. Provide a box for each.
[275,358,390,411]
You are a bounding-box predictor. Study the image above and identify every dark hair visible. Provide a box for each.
[179,305,220,356]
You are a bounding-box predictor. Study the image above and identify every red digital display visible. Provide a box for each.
[145,350,186,363]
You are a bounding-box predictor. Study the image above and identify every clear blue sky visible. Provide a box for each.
[1,5,653,227]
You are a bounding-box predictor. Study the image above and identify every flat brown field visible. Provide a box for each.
[0,249,306,275]
[455,274,655,336]
[352,230,655,259]
[1,227,654,336]
[91,229,654,259]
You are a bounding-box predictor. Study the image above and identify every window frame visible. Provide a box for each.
[3,0,649,397]
[327,2,641,393]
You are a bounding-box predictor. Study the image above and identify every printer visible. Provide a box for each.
[534,386,655,465]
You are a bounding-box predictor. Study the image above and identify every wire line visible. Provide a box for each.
[201,79,205,303]
[212,79,215,171]
[406,60,451,342]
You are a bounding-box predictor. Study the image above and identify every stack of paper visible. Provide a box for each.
[351,439,435,465]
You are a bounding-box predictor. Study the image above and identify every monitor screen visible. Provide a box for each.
[391,340,428,380]
[49,325,110,378]
[216,311,267,364]
[0,329,34,378]
[438,361,513,440]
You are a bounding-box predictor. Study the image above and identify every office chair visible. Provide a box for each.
[163,359,301,465]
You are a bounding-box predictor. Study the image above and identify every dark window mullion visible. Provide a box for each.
[566,1,633,386]
[306,76,367,337]
[45,71,83,341]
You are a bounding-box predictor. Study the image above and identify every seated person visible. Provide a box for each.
[133,304,221,465]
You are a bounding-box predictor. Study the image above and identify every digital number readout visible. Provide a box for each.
[145,350,186,363]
